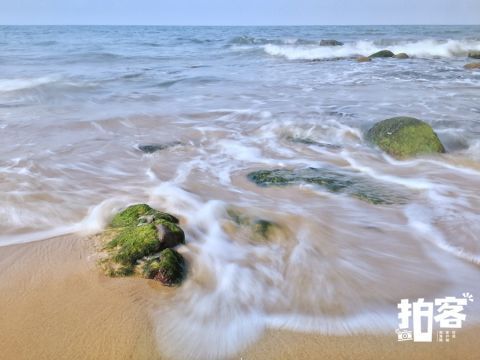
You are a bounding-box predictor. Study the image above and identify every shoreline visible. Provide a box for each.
[1,234,479,359]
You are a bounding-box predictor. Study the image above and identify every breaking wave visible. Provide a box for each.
[264,39,480,60]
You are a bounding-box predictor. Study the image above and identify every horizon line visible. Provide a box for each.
[1,23,479,27]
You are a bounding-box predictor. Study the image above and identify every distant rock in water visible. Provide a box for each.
[468,51,480,59]
[394,53,409,59]
[320,39,343,46]
[464,63,480,70]
[369,50,395,58]
[137,141,182,154]
[247,167,409,205]
[356,56,372,63]
[366,117,445,159]
[98,204,186,286]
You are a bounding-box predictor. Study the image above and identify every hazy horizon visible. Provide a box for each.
[1,0,479,26]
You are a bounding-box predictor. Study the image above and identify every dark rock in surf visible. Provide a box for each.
[137,142,182,154]
[286,136,341,149]
[320,39,344,46]
[247,168,409,205]
[394,53,409,59]
[356,56,372,63]
[468,51,480,59]
[369,50,395,58]
[365,116,445,159]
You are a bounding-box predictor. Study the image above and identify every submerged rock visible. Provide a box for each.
[99,204,186,285]
[320,39,344,46]
[369,50,395,58]
[356,56,372,63]
[226,207,287,243]
[142,249,185,286]
[468,51,480,59]
[286,135,341,149]
[365,116,445,159]
[137,142,181,154]
[394,53,409,59]
[464,63,480,70]
[247,168,409,205]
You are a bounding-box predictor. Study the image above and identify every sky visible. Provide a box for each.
[1,0,479,25]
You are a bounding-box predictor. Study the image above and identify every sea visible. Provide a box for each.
[1,25,480,359]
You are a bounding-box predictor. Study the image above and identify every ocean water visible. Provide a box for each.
[1,25,480,358]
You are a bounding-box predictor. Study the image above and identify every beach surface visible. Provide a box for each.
[1,234,479,360]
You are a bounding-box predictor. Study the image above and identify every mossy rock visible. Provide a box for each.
[394,53,409,59]
[369,50,395,58]
[142,249,185,286]
[111,203,178,228]
[286,136,341,149]
[105,224,161,265]
[247,167,409,205]
[365,116,445,159]
[357,56,372,63]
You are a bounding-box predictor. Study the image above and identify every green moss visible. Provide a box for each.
[247,168,408,205]
[111,204,178,228]
[369,50,395,58]
[151,249,185,286]
[365,117,445,159]
[106,224,160,265]
[253,220,276,239]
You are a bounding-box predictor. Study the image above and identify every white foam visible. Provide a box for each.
[264,39,480,60]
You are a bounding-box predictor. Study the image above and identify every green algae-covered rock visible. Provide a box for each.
[111,203,178,228]
[365,117,445,159]
[369,50,395,58]
[142,249,185,286]
[394,53,409,59]
[99,204,187,286]
[247,167,409,205]
[106,224,160,265]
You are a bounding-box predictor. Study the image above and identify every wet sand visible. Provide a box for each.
[0,234,478,360]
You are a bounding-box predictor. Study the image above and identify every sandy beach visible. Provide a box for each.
[1,234,478,360]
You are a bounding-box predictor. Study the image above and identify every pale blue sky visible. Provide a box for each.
[1,0,479,25]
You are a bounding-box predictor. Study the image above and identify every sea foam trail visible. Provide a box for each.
[264,39,480,60]
[149,182,479,360]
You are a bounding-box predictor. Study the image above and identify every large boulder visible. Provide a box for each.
[247,167,409,205]
[99,204,186,285]
[464,63,480,70]
[468,51,480,59]
[365,117,445,159]
[369,50,395,58]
